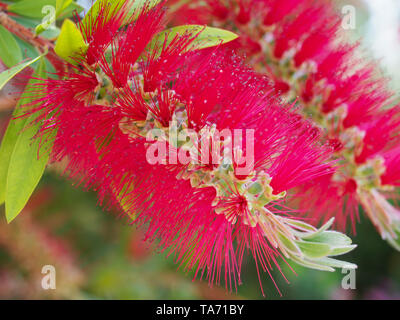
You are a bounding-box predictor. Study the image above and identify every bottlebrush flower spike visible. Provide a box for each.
[20,1,357,295]
[167,0,400,250]
[78,0,129,65]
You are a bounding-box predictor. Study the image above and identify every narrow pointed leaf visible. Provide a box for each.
[285,218,318,232]
[289,254,335,272]
[151,25,239,53]
[304,230,353,246]
[0,54,44,91]
[316,257,358,269]
[301,218,335,240]
[329,245,357,256]
[278,232,302,255]
[296,240,332,259]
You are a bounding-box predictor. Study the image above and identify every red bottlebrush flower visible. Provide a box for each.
[103,4,166,88]
[262,0,299,26]
[22,1,358,295]
[78,0,130,65]
[241,36,262,55]
[301,77,314,102]
[165,0,400,246]
[235,0,251,25]
[293,28,333,68]
[167,2,209,25]
[381,146,400,187]
[355,108,400,164]
[117,82,149,121]
[299,175,361,233]
[141,28,203,92]
[321,67,370,114]
[206,0,229,20]
[343,89,390,129]
[273,3,326,59]
[274,80,290,95]
[315,45,354,83]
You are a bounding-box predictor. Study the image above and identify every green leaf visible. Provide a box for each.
[301,218,335,240]
[316,257,358,270]
[0,58,46,206]
[284,218,317,233]
[277,232,302,255]
[8,0,81,19]
[56,0,73,13]
[289,254,335,272]
[386,225,400,251]
[304,230,353,247]
[58,2,83,18]
[54,19,88,64]
[5,59,53,223]
[296,240,332,259]
[150,25,239,53]
[8,0,56,18]
[0,25,23,68]
[0,54,44,91]
[35,24,61,39]
[329,245,357,256]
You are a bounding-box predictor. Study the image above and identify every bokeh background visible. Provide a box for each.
[0,0,400,299]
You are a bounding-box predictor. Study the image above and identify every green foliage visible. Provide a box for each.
[0,59,51,223]
[7,0,81,19]
[0,25,22,68]
[150,25,239,53]
[56,0,73,13]
[288,219,358,272]
[54,19,88,63]
[0,54,45,91]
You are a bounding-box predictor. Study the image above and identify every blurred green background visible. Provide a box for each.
[0,0,399,299]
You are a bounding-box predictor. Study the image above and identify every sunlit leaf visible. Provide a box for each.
[150,25,239,53]
[0,54,44,91]
[329,245,357,256]
[54,19,88,64]
[56,0,73,13]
